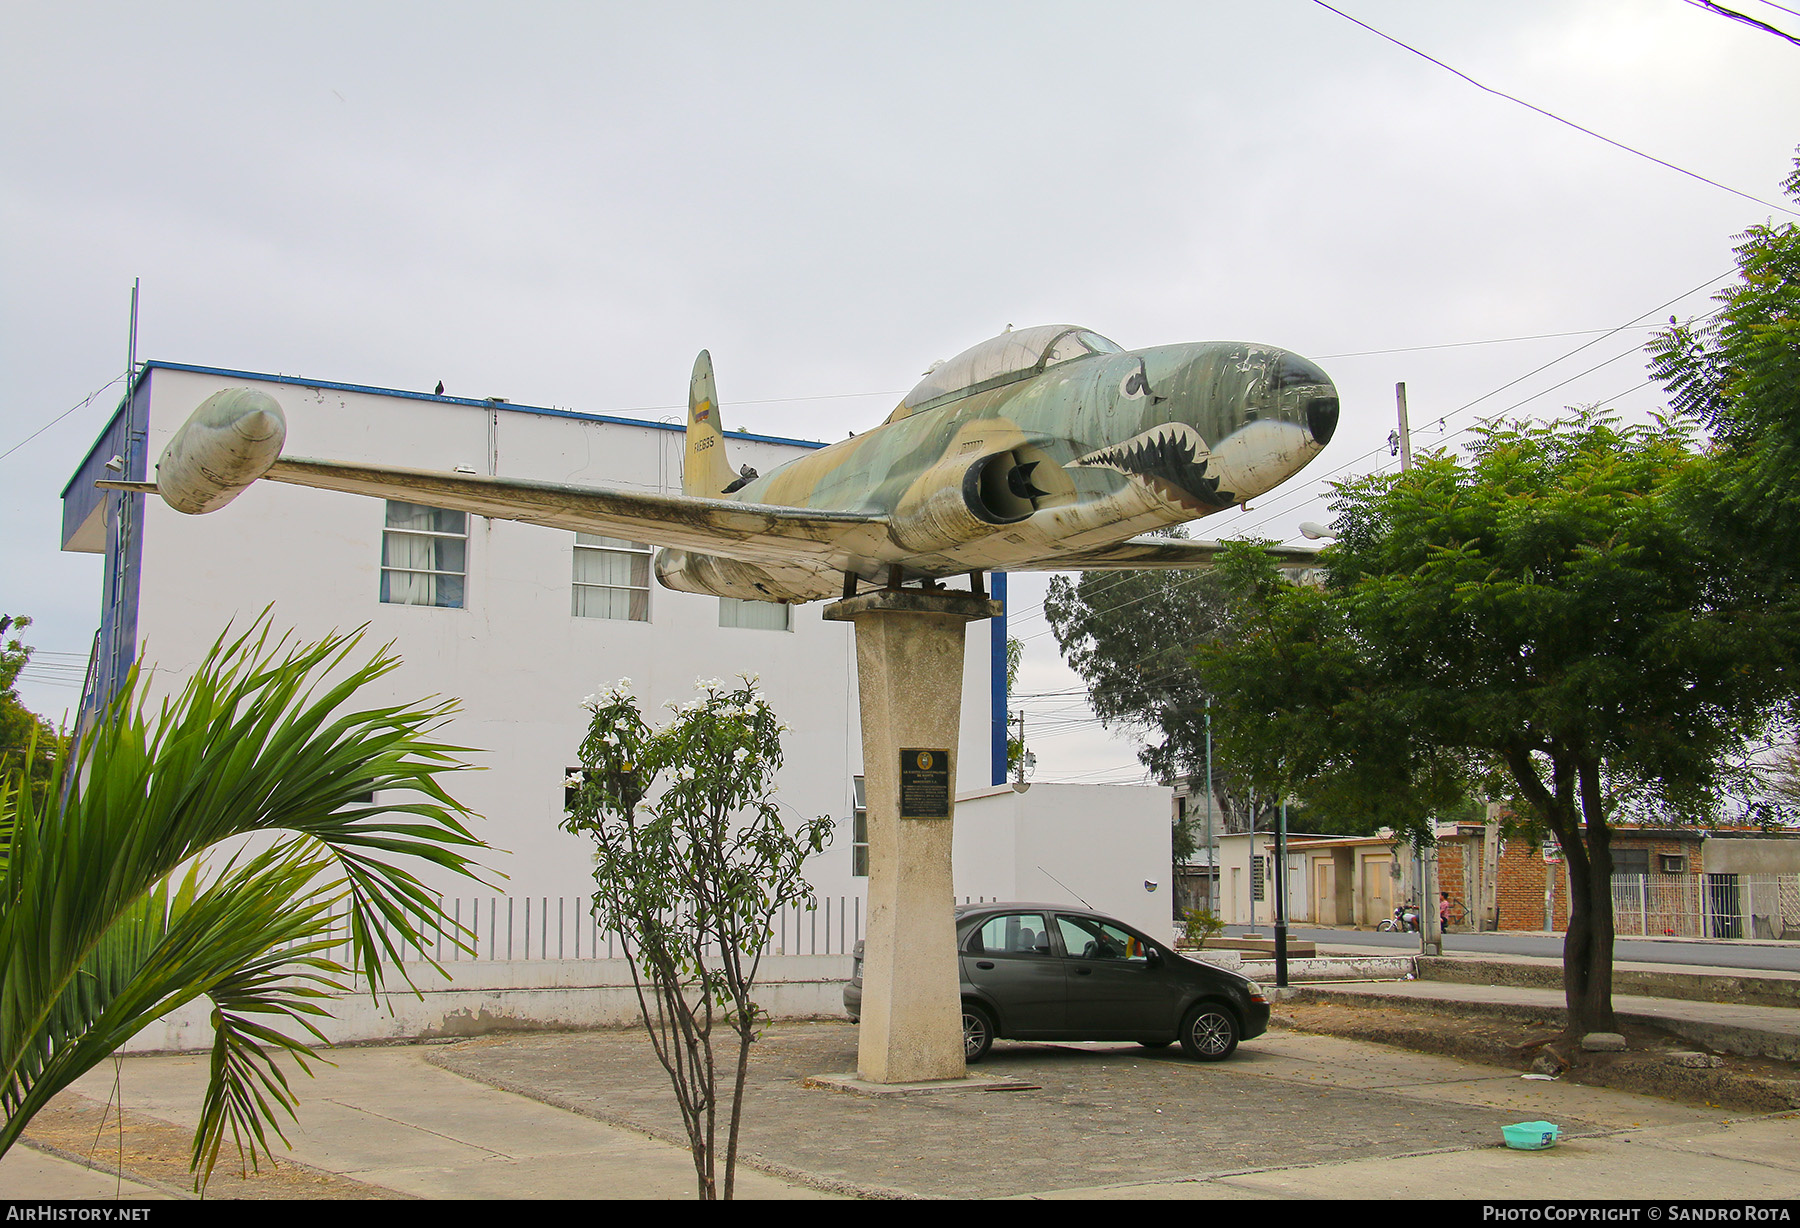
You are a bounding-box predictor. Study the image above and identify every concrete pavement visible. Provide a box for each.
[6,933,1797,1200]
[2,1044,833,1200]
[3,1022,1795,1200]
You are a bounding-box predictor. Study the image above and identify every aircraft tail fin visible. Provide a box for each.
[684,350,740,498]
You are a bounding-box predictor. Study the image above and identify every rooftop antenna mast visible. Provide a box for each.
[127,277,139,384]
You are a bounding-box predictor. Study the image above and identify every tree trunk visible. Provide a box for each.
[1505,744,1618,1041]
[1566,757,1617,1036]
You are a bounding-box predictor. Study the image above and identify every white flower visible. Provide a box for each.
[564,773,583,788]
[581,694,598,709]
[733,747,750,762]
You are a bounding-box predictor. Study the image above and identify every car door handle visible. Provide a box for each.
[975,961,995,969]
[1074,966,1093,975]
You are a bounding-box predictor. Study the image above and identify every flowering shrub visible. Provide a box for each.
[560,675,829,1200]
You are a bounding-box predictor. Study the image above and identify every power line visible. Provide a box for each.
[1006,270,1733,640]
[0,372,130,465]
[1315,326,1659,361]
[1681,0,1800,45]
[1311,1,1798,217]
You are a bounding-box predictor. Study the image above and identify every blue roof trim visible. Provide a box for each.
[139,361,828,447]
[64,360,826,496]
[62,401,131,501]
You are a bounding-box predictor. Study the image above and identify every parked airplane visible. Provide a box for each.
[106,324,1338,602]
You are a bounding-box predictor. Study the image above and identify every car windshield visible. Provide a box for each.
[899,326,1122,415]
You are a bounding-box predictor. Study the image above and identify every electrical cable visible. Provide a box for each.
[1006,270,1734,636]
[1311,0,1798,217]
[1681,0,1800,45]
[0,372,130,465]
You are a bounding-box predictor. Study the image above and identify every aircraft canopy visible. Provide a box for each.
[898,325,1122,416]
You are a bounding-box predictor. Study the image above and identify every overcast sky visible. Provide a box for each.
[3,0,1796,784]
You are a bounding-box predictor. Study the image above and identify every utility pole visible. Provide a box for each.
[1203,696,1215,912]
[1274,798,1289,988]
[1009,710,1033,786]
[1390,381,1414,470]
[1394,381,1444,957]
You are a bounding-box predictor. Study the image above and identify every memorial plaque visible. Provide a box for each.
[899,748,951,818]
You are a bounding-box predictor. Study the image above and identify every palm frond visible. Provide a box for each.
[0,614,489,1185]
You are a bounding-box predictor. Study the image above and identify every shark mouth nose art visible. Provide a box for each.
[1074,423,1237,512]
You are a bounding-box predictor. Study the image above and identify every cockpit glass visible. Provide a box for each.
[901,325,1122,411]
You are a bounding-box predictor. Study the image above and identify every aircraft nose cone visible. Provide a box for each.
[1272,352,1338,447]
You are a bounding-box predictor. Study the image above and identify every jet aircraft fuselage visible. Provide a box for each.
[656,325,1339,601]
[111,324,1339,604]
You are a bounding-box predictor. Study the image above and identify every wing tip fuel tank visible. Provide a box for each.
[154,388,288,514]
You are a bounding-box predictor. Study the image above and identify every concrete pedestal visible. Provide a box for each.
[823,588,1001,1083]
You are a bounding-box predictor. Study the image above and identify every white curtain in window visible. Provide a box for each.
[719,597,790,630]
[382,502,466,607]
[573,535,650,620]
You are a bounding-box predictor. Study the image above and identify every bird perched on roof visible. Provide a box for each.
[434,381,445,395]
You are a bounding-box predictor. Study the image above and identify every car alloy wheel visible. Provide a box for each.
[1180,1004,1239,1061]
[963,1003,995,1063]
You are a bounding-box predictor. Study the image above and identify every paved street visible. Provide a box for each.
[4,1021,1795,1200]
[1231,925,1800,973]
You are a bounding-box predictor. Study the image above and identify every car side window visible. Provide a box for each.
[1056,915,1150,962]
[966,913,1054,958]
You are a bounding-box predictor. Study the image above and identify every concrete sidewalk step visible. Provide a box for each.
[1295,979,1800,1063]
[1421,955,1800,1008]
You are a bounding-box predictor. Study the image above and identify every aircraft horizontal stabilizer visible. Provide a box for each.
[1015,534,1320,571]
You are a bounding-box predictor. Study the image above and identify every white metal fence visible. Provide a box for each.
[1609,873,1800,940]
[321,894,869,964]
[320,893,1021,964]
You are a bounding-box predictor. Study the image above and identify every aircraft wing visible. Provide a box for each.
[261,458,889,563]
[1012,534,1321,571]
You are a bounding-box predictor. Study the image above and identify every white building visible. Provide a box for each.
[61,361,1169,938]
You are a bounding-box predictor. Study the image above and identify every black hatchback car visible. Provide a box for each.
[843,902,1270,1062]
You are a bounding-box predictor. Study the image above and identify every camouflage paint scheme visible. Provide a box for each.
[122,325,1338,604]
[658,325,1338,600]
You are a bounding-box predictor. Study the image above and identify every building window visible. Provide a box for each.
[573,534,651,620]
[851,775,867,877]
[1613,849,1650,876]
[381,502,467,607]
[720,597,790,630]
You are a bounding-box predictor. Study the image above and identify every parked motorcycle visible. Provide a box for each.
[1376,902,1420,933]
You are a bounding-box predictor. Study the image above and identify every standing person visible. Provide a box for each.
[1439,892,1452,931]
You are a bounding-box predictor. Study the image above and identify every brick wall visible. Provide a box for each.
[1493,838,1570,931]
[1436,839,1469,927]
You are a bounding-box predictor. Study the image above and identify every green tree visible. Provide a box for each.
[1006,635,1027,777]
[1198,413,1787,1039]
[1649,153,1800,578]
[562,677,831,1200]
[1045,568,1232,791]
[1760,742,1800,823]
[0,618,488,1185]
[1044,563,1302,847]
[0,617,64,803]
